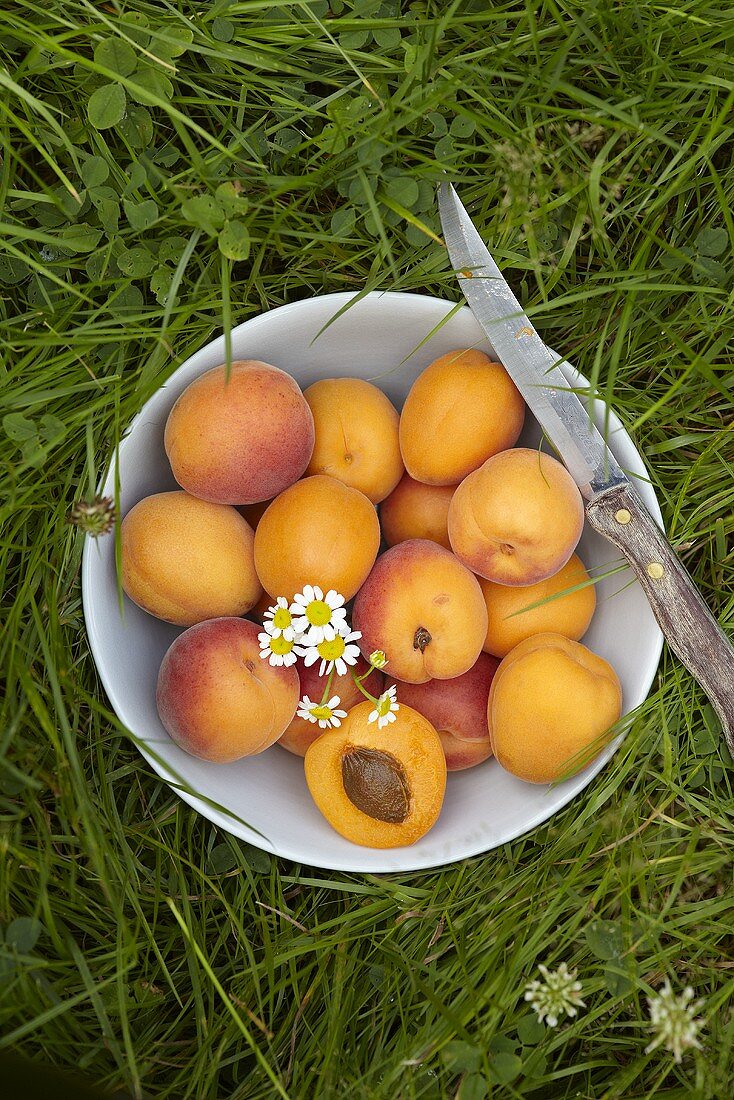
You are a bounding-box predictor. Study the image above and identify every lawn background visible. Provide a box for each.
[1,1,733,1097]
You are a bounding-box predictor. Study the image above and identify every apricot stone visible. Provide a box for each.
[254,475,380,602]
[304,377,403,504]
[448,448,584,585]
[352,539,488,684]
[164,361,314,505]
[121,491,261,626]
[388,652,499,771]
[399,349,525,485]
[278,655,383,756]
[304,701,446,847]
[488,633,622,784]
[157,617,299,763]
[480,553,596,657]
[380,474,455,551]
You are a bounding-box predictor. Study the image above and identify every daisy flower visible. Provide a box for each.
[302,625,362,677]
[524,963,585,1027]
[368,650,388,669]
[368,685,400,729]
[290,585,347,644]
[258,629,299,668]
[263,596,297,640]
[297,695,347,730]
[645,980,704,1062]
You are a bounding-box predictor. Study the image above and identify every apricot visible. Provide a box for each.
[278,655,384,756]
[380,474,455,551]
[121,491,261,626]
[399,349,525,485]
[352,539,488,684]
[156,617,299,763]
[164,361,314,505]
[480,553,596,657]
[387,652,499,771]
[304,377,403,504]
[304,700,446,847]
[488,633,622,784]
[254,475,380,602]
[448,448,584,585]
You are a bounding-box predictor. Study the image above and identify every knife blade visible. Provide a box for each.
[437,182,625,501]
[437,181,734,753]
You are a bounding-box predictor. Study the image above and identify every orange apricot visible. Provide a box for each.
[380,474,455,550]
[448,448,584,585]
[121,491,261,626]
[399,349,525,485]
[253,475,380,603]
[480,553,596,657]
[304,701,446,847]
[488,633,622,783]
[304,377,403,504]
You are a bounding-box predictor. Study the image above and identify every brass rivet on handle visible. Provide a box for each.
[614,508,632,524]
[647,562,665,579]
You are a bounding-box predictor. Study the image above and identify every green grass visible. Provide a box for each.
[1,0,733,1096]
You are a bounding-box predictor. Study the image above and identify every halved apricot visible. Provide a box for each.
[304,701,447,848]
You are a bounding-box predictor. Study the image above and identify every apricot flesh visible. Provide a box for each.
[304,377,403,504]
[156,617,299,763]
[352,539,488,684]
[488,633,622,784]
[121,491,261,626]
[399,349,525,485]
[480,553,596,657]
[278,655,384,756]
[388,652,499,771]
[164,361,314,505]
[304,701,446,847]
[380,474,455,551]
[448,448,585,585]
[254,474,380,603]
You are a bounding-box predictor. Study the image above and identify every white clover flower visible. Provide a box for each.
[290,585,348,644]
[296,694,347,730]
[263,596,298,640]
[301,625,362,677]
[645,980,704,1063]
[369,649,388,669]
[258,630,299,668]
[524,963,585,1027]
[368,685,400,729]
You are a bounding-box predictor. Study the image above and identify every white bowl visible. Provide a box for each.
[82,291,663,873]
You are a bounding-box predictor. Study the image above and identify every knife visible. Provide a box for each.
[438,182,734,753]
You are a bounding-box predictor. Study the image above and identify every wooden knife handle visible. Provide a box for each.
[586,482,734,754]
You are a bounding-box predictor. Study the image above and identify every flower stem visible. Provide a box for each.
[350,667,379,705]
[319,667,335,706]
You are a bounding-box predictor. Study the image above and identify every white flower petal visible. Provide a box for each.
[327,696,341,709]
[368,709,379,724]
[334,658,346,676]
[303,648,319,667]
[333,709,348,720]
[303,584,315,603]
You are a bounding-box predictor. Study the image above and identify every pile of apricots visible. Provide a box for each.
[120,350,622,849]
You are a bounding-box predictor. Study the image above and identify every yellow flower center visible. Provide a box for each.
[376,694,392,717]
[310,704,333,721]
[272,607,292,629]
[306,599,332,626]
[317,635,346,661]
[269,634,294,656]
